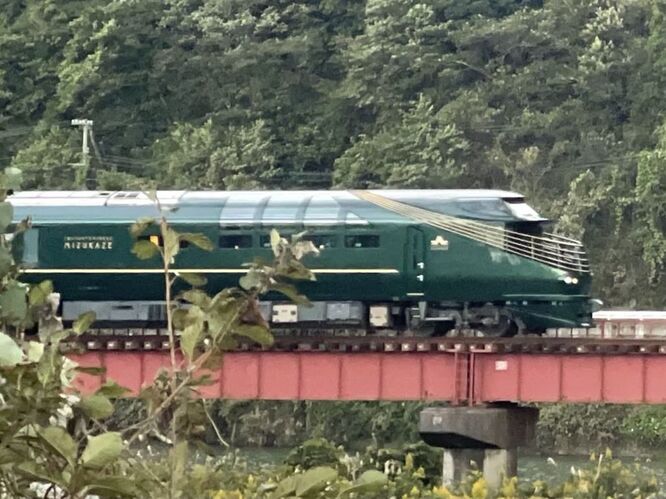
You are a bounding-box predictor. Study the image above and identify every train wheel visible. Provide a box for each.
[432,321,456,337]
[478,316,518,337]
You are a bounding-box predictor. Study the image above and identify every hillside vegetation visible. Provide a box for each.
[2,0,666,305]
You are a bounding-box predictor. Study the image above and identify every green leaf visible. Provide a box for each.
[278,261,316,281]
[39,426,77,467]
[81,432,123,469]
[210,288,236,307]
[16,461,64,487]
[163,227,180,261]
[179,289,211,308]
[290,231,308,243]
[96,380,130,399]
[0,282,27,325]
[38,317,65,344]
[177,272,207,287]
[0,448,19,466]
[216,335,239,352]
[292,240,320,260]
[296,466,339,496]
[29,280,54,306]
[270,228,282,256]
[271,282,310,305]
[207,299,242,336]
[79,394,114,419]
[172,308,189,330]
[132,239,160,260]
[85,476,138,497]
[0,247,13,277]
[180,323,202,361]
[0,202,13,233]
[338,469,388,497]
[144,190,158,202]
[129,217,154,238]
[0,332,22,367]
[73,311,96,335]
[233,323,273,346]
[239,269,264,291]
[26,341,44,363]
[271,475,297,499]
[180,232,214,251]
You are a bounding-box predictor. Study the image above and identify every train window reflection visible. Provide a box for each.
[345,235,379,248]
[219,234,252,249]
[304,235,336,249]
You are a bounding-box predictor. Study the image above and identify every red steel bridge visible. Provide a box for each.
[69,311,666,405]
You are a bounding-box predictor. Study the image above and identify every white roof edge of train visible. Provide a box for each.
[8,188,525,199]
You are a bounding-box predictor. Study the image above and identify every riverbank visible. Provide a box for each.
[226,446,666,490]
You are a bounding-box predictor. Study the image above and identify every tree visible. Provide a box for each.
[10,126,80,189]
[334,95,468,188]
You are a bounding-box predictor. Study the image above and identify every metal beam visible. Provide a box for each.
[68,350,666,404]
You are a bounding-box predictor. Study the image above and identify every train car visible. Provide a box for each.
[9,189,595,337]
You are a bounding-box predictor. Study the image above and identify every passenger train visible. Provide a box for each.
[9,189,596,337]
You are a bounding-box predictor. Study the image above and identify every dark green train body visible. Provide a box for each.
[9,190,595,336]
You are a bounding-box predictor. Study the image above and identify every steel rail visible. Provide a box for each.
[65,332,666,355]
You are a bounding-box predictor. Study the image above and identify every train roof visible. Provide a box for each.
[8,189,547,225]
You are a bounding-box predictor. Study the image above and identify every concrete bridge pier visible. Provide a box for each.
[419,405,538,489]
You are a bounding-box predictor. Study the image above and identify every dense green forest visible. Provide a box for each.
[2,0,666,305]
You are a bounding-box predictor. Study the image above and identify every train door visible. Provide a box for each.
[406,227,426,297]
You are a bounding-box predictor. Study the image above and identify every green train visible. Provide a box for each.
[9,189,596,336]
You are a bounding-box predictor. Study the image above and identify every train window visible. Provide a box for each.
[456,199,512,219]
[504,200,542,221]
[219,234,253,249]
[304,235,337,249]
[345,235,379,248]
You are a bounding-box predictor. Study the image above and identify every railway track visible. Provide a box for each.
[65,330,666,355]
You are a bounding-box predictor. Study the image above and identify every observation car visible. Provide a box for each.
[9,189,595,337]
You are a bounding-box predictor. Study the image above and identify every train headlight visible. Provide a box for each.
[560,275,579,285]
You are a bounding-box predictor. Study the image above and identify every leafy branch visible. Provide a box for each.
[128,193,318,497]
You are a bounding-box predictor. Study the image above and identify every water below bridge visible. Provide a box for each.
[232,447,666,490]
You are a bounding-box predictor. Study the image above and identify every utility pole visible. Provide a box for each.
[71,118,95,189]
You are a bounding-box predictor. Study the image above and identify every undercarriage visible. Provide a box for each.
[60,298,526,338]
